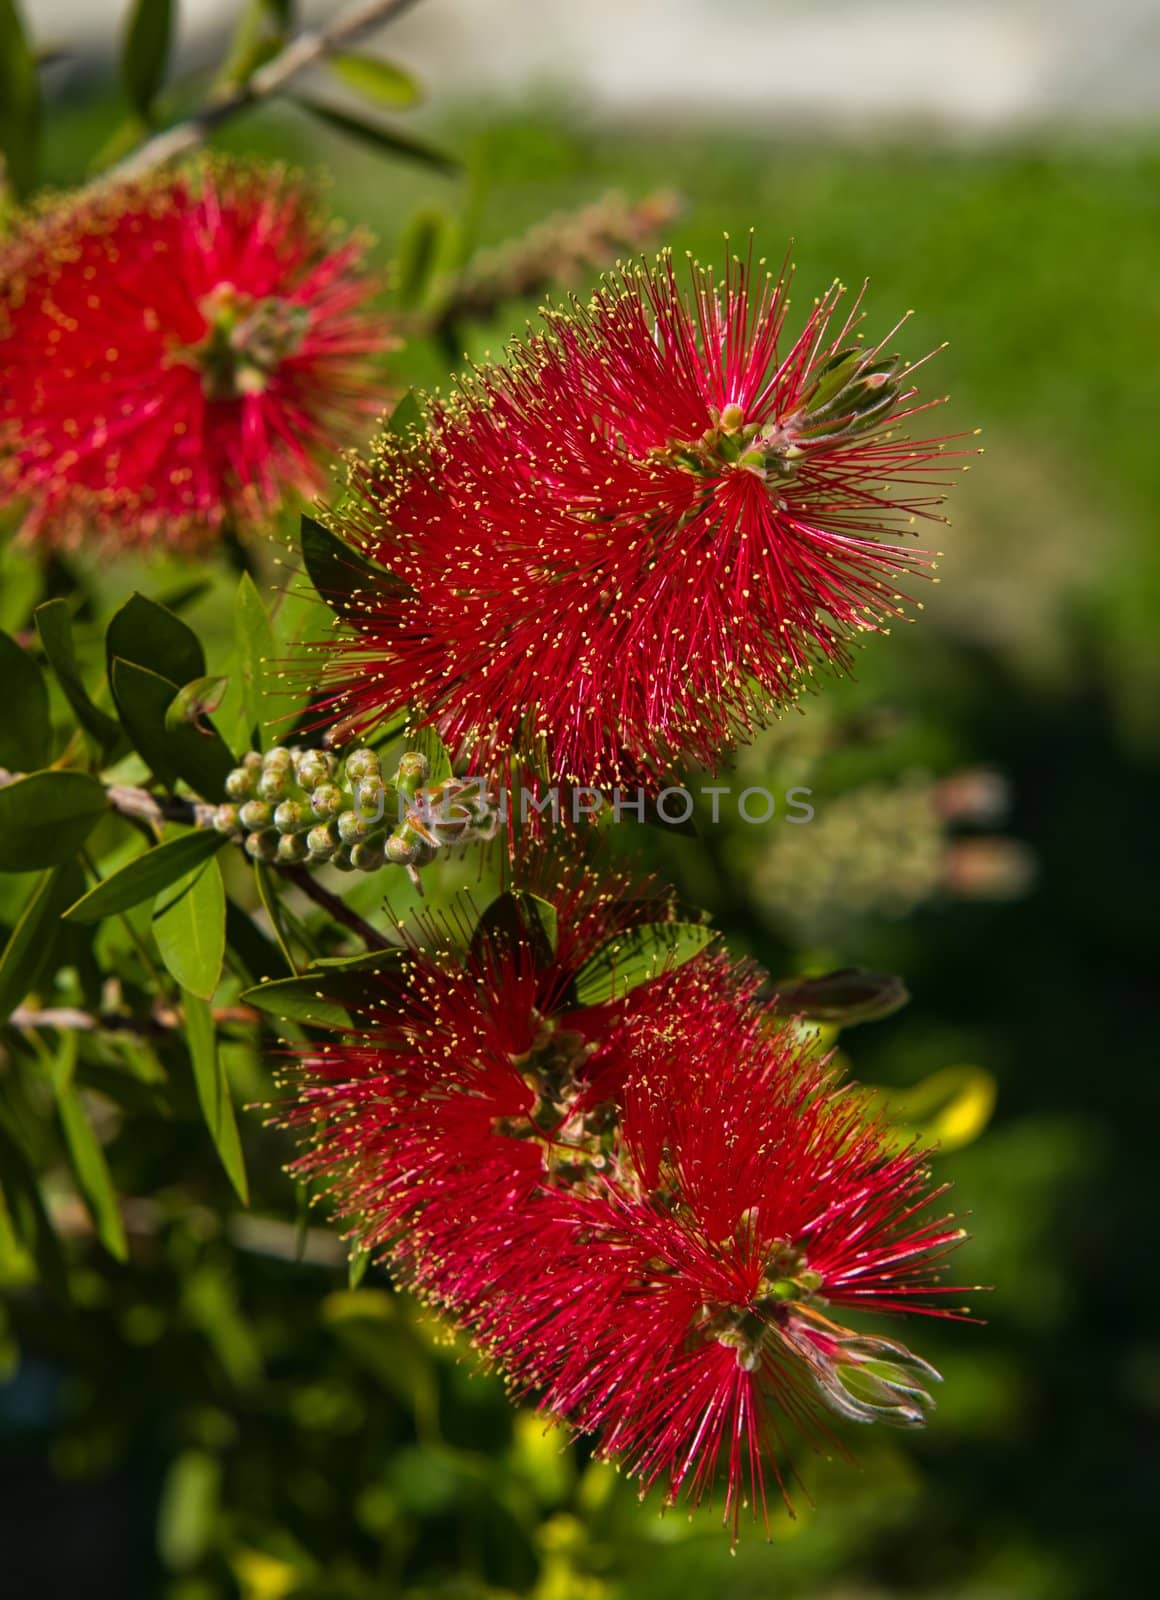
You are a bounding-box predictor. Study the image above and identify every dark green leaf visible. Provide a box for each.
[329,52,421,107]
[395,212,445,308]
[292,95,456,173]
[34,600,123,754]
[225,896,292,985]
[0,860,84,1018]
[164,678,237,798]
[234,573,278,747]
[153,857,226,1000]
[770,968,911,1026]
[64,830,227,924]
[573,921,717,1008]
[121,0,173,121]
[470,891,557,969]
[0,771,106,873]
[110,656,180,787]
[50,1032,129,1261]
[385,387,423,438]
[0,0,41,198]
[253,861,298,974]
[106,591,204,688]
[300,513,408,619]
[0,629,50,770]
[0,1105,67,1296]
[241,974,353,1030]
[184,991,248,1203]
[166,674,229,726]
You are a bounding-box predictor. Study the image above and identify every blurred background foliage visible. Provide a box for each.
[2,3,1158,1596]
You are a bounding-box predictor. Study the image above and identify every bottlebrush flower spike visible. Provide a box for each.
[316,244,968,787]
[0,159,388,550]
[475,964,970,1533]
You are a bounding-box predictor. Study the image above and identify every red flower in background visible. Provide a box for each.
[284,853,968,1534]
[319,246,965,787]
[0,159,387,550]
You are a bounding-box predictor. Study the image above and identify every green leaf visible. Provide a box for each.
[0,860,84,1019]
[395,212,446,308]
[242,947,408,1029]
[470,890,557,969]
[300,513,407,619]
[253,860,298,974]
[111,658,234,798]
[121,0,173,121]
[184,991,248,1203]
[573,921,717,1008]
[242,974,352,1031]
[878,1064,998,1155]
[166,674,229,727]
[234,573,278,747]
[106,591,205,688]
[153,857,226,1001]
[0,629,50,770]
[771,968,911,1027]
[225,896,292,985]
[348,1245,370,1290]
[0,0,41,199]
[0,771,106,873]
[63,830,227,924]
[329,52,421,107]
[164,677,237,798]
[292,95,456,173]
[0,1105,67,1297]
[386,387,423,438]
[34,600,123,754]
[50,1033,129,1261]
[110,656,180,787]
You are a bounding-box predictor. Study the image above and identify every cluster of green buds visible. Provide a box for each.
[656,341,910,485]
[212,744,502,884]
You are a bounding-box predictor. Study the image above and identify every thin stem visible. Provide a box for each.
[103,0,427,185]
[8,1002,258,1035]
[278,864,390,949]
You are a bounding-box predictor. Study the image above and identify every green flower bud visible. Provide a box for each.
[305,822,339,860]
[331,845,356,872]
[351,838,386,872]
[395,751,430,797]
[296,749,331,789]
[274,799,308,835]
[212,803,241,835]
[276,833,310,864]
[257,768,291,803]
[344,746,381,784]
[239,798,273,832]
[263,746,293,770]
[337,808,372,846]
[310,783,344,820]
[354,776,387,822]
[225,766,254,801]
[244,828,280,862]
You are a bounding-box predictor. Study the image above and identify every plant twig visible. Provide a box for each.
[8,1002,259,1035]
[279,864,390,949]
[104,0,427,185]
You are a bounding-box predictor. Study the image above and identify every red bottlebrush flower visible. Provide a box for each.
[0,159,387,550]
[472,962,968,1532]
[317,247,964,787]
[281,847,679,1291]
[283,858,968,1534]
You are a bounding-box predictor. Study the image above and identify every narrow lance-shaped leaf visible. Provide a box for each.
[291,95,457,174]
[0,629,51,770]
[328,52,421,107]
[572,921,717,1008]
[234,572,277,748]
[121,0,173,122]
[64,830,228,924]
[183,990,249,1203]
[0,860,85,1019]
[153,856,226,1001]
[35,599,123,755]
[49,1032,129,1261]
[300,513,409,619]
[0,0,41,198]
